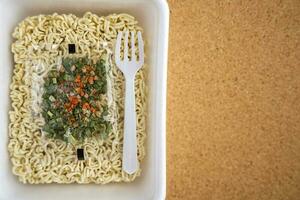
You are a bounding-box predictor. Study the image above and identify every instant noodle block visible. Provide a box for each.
[0,0,169,200]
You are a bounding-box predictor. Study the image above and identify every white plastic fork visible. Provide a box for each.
[115,31,144,174]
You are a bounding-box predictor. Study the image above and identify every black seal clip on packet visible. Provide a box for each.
[77,148,84,160]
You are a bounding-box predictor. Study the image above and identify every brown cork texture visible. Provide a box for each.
[167,0,300,199]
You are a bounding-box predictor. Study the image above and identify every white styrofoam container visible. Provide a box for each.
[0,0,169,199]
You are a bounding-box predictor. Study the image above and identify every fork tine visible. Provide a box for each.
[115,31,122,66]
[131,31,136,61]
[137,31,144,66]
[124,31,129,62]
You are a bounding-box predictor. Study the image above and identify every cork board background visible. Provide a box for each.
[166,0,300,200]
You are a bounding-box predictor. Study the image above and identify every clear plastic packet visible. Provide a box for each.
[30,52,116,145]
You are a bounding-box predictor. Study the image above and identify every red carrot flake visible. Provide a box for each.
[75,75,81,83]
[69,96,79,106]
[78,82,84,88]
[90,107,96,113]
[82,102,90,110]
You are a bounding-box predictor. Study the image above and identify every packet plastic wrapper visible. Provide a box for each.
[28,46,118,148]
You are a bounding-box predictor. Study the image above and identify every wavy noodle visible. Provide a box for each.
[9,12,147,184]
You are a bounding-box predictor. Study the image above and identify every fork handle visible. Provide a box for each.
[122,76,139,174]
